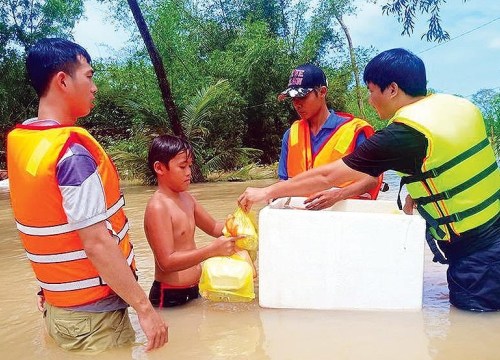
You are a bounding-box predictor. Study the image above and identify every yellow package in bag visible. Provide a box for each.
[199,252,255,302]
[223,207,258,252]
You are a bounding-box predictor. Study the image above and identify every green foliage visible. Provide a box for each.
[0,0,385,176]
[180,79,253,173]
[204,20,293,162]
[208,163,276,182]
[382,0,464,42]
[108,133,152,183]
[196,0,288,38]
[96,0,378,169]
[0,0,85,167]
[472,89,500,156]
[93,59,162,126]
[0,0,84,52]
[107,78,261,183]
[0,53,38,168]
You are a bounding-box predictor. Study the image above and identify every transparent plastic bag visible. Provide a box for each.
[222,207,258,251]
[199,252,255,302]
[199,208,258,302]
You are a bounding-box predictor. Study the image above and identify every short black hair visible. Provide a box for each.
[147,135,194,176]
[363,48,427,97]
[26,38,92,97]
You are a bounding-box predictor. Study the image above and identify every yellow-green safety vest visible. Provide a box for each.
[392,94,499,240]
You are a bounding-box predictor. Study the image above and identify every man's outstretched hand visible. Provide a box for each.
[238,187,269,212]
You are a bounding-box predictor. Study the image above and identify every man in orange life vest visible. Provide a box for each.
[7,38,167,352]
[277,63,381,209]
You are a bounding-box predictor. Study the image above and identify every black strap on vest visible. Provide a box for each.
[396,137,496,238]
[399,138,490,185]
[416,204,447,239]
[396,178,406,210]
[396,179,447,238]
[415,189,499,239]
[436,189,499,226]
[414,161,499,206]
[425,229,448,264]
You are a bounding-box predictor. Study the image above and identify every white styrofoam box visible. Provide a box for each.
[258,197,426,310]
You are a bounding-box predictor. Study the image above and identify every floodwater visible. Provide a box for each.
[0,171,499,359]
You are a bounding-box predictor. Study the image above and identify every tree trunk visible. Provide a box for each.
[126,0,205,182]
[334,14,366,119]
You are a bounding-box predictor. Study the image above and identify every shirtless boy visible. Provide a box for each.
[144,135,239,307]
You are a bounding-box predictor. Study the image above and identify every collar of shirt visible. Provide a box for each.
[22,118,61,126]
[311,110,344,139]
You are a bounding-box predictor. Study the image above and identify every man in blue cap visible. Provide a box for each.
[239,49,500,312]
[277,63,382,208]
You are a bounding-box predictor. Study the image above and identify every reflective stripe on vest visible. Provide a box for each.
[287,114,373,176]
[16,195,125,236]
[37,249,135,292]
[393,94,500,240]
[287,113,382,199]
[25,220,130,263]
[106,218,130,244]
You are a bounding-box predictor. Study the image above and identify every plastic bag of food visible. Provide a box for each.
[199,251,255,302]
[222,207,258,251]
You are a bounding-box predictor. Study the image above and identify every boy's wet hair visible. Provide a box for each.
[26,38,92,97]
[148,135,194,176]
[363,48,427,97]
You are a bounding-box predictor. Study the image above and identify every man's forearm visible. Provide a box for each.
[339,175,379,199]
[156,246,214,272]
[268,160,356,199]
[78,222,152,314]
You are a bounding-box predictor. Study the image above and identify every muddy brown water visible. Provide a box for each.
[0,172,499,359]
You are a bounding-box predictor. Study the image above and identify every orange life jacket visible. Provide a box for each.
[7,124,136,307]
[287,112,382,199]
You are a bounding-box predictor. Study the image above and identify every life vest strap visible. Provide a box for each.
[396,177,405,210]
[416,204,447,239]
[416,190,499,240]
[401,137,490,185]
[415,161,499,205]
[436,190,499,226]
[425,230,448,264]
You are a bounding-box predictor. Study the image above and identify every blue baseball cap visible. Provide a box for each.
[279,63,328,100]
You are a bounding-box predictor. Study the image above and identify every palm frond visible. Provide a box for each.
[114,95,168,130]
[105,79,267,184]
[201,147,263,175]
[181,79,229,139]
